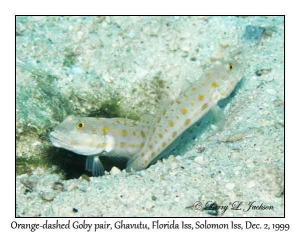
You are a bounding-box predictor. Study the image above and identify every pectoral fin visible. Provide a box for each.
[211,105,226,129]
[85,155,105,176]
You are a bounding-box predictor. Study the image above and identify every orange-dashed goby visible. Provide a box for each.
[50,116,148,176]
[126,61,242,171]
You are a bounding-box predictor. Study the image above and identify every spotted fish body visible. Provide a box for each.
[49,116,148,176]
[126,61,242,171]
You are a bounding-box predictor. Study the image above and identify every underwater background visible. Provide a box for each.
[16,16,284,217]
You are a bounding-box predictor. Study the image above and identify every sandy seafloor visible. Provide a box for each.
[16,16,284,217]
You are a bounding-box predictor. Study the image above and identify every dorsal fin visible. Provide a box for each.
[111,118,138,127]
[137,113,156,128]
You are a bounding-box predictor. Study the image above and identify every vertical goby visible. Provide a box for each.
[127,61,242,171]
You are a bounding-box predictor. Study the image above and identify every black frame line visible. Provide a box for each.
[15,15,285,219]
